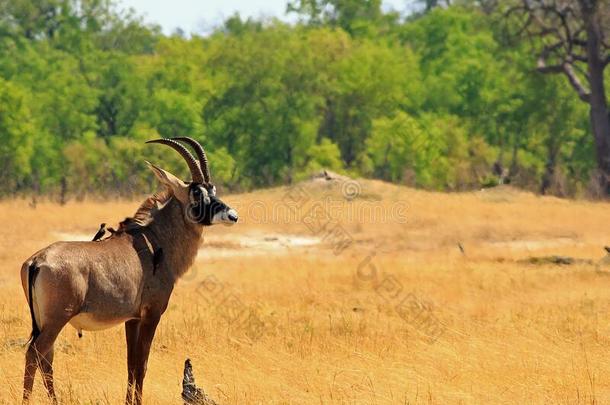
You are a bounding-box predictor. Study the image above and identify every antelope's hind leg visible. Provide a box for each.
[23,322,67,404]
[40,345,56,400]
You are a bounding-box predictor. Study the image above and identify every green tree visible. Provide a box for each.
[147,89,203,139]
[368,111,472,188]
[318,36,423,166]
[0,79,36,193]
[204,25,323,186]
[94,53,145,137]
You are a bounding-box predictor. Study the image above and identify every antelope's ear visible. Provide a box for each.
[146,161,189,203]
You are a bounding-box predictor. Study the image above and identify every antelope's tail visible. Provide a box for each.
[26,263,41,345]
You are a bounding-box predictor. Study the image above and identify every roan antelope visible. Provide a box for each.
[20,137,238,405]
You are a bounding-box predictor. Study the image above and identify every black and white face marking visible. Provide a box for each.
[186,183,238,226]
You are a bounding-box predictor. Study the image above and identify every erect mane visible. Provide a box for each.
[120,187,173,231]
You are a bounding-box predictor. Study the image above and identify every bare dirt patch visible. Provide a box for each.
[198,232,321,259]
[487,237,580,251]
[52,230,321,260]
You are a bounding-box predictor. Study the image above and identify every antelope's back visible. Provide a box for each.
[22,235,145,298]
[22,235,147,320]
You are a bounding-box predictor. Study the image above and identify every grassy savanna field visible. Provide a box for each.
[1,179,610,404]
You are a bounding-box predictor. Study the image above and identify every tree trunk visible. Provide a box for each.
[589,80,610,195]
[59,176,67,206]
[540,140,559,195]
[585,6,610,195]
[588,64,610,194]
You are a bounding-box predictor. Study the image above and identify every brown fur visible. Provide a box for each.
[129,188,174,228]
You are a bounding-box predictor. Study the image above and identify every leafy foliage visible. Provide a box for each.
[0,1,599,198]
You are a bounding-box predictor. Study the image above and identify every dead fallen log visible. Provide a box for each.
[182,359,218,405]
[520,255,593,266]
[310,169,349,182]
[520,247,610,267]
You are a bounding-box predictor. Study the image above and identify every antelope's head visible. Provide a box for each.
[146,137,238,226]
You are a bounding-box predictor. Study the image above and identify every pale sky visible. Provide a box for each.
[118,0,410,34]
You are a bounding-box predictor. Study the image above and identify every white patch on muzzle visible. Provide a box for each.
[212,209,239,225]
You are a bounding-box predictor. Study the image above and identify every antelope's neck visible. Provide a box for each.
[148,198,203,280]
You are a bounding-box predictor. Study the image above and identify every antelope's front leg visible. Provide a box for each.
[133,312,161,405]
[125,319,140,405]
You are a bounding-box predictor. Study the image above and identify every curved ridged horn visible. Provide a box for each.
[172,137,211,184]
[146,139,204,184]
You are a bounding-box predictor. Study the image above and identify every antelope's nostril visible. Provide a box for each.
[227,210,238,223]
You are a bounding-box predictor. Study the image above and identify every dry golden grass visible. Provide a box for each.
[1,180,610,404]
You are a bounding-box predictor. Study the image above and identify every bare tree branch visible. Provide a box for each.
[562,63,590,102]
[536,61,563,73]
[536,53,590,102]
[509,0,605,98]
[505,0,610,194]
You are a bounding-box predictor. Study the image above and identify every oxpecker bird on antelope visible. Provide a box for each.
[19,137,238,405]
